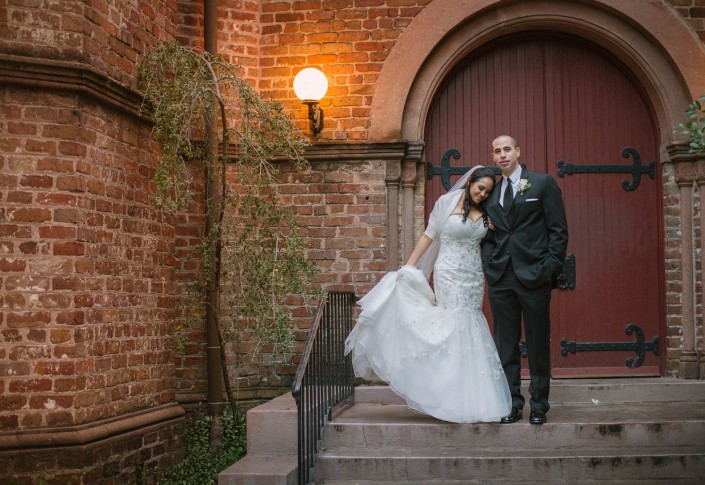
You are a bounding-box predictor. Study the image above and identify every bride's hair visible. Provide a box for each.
[462,167,496,225]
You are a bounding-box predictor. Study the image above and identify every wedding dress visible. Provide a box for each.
[344,214,512,423]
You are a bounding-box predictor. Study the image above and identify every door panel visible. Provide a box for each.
[544,39,661,376]
[424,33,663,376]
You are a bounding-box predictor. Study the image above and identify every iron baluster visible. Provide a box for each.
[292,291,355,485]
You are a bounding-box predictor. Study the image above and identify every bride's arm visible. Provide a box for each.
[406,234,433,266]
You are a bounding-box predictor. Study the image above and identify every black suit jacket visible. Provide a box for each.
[482,169,569,289]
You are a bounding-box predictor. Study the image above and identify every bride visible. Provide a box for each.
[345,166,512,423]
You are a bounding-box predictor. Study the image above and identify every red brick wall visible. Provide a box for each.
[177,0,261,80]
[1,86,177,428]
[1,0,178,85]
[0,0,184,430]
[259,0,431,140]
[667,0,705,41]
[1,0,184,482]
[0,84,181,481]
[0,416,184,484]
[174,0,431,139]
[173,0,705,143]
[172,156,389,404]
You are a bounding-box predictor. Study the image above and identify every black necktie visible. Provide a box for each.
[503,177,513,211]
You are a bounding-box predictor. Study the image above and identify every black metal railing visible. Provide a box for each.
[291,291,355,485]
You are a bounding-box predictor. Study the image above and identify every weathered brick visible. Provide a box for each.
[9,378,53,393]
[29,394,74,409]
[39,225,77,239]
[36,192,78,206]
[0,414,20,430]
[50,328,73,343]
[56,175,86,192]
[36,157,75,173]
[20,175,53,188]
[8,207,52,222]
[56,310,85,326]
[0,395,27,411]
[53,241,85,256]
[6,311,51,327]
[0,258,26,272]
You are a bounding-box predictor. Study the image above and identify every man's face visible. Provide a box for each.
[492,136,521,176]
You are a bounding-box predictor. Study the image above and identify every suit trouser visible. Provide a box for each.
[488,260,552,412]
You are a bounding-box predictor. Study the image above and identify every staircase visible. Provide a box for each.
[313,379,705,484]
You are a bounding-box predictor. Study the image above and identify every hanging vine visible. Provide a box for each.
[137,42,322,413]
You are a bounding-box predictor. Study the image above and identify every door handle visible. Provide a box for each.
[552,253,575,290]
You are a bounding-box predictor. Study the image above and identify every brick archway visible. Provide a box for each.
[368,0,705,144]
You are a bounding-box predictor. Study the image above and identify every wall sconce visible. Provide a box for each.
[293,67,328,135]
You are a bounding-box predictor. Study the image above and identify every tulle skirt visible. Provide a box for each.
[345,266,512,423]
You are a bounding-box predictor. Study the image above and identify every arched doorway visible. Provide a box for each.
[424,33,664,377]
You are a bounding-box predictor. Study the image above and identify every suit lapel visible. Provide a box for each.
[489,179,510,229]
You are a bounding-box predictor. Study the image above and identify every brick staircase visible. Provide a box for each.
[219,378,705,484]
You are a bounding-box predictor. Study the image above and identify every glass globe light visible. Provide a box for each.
[293,68,328,102]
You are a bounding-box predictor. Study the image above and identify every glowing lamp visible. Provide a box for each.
[293,68,328,134]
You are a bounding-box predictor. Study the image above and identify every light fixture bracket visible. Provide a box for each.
[303,100,324,135]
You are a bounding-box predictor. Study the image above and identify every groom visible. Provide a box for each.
[482,135,568,425]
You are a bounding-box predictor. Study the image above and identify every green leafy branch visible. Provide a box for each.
[674,95,705,153]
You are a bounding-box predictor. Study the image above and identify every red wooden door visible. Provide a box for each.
[424,33,663,377]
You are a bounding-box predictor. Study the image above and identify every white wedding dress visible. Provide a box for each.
[345,214,512,423]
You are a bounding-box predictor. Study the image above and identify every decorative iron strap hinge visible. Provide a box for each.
[557,147,656,191]
[560,323,660,369]
[427,148,466,190]
[427,148,526,191]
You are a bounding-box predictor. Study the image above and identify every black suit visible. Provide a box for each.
[482,169,568,412]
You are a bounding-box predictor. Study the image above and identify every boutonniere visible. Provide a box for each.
[517,179,531,195]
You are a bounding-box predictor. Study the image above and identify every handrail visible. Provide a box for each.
[291,291,355,485]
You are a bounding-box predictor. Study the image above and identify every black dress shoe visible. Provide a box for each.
[500,407,523,424]
[529,409,547,425]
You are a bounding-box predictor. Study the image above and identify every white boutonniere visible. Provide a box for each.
[517,179,531,195]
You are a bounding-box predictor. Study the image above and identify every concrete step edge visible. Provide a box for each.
[218,453,296,485]
[316,445,705,458]
[353,380,705,404]
[313,453,705,481]
[319,480,705,484]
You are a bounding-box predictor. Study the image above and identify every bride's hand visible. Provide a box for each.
[487,217,495,231]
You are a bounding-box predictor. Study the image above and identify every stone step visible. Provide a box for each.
[321,480,705,485]
[312,447,705,482]
[218,454,296,485]
[220,379,705,484]
[353,378,705,405]
[218,392,298,485]
[311,380,705,483]
[321,401,705,450]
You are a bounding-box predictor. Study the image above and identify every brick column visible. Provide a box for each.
[698,159,705,379]
[385,160,401,271]
[668,143,703,379]
[401,141,424,263]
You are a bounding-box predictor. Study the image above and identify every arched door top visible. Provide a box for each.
[369,0,705,146]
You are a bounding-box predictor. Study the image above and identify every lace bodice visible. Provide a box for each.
[345,211,511,423]
[434,214,487,310]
